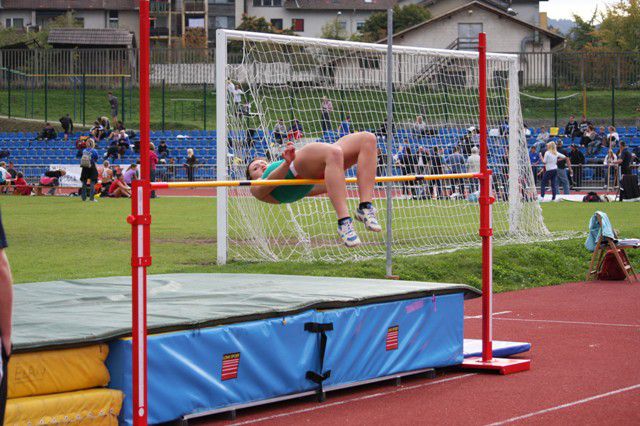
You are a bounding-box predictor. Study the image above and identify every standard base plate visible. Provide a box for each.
[460,357,531,375]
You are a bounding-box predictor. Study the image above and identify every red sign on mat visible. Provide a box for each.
[221,352,241,381]
[386,326,399,351]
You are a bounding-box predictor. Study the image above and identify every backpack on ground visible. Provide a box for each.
[80,150,93,168]
[583,191,602,202]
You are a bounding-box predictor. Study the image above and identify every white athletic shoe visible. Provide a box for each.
[338,218,361,247]
[355,206,382,232]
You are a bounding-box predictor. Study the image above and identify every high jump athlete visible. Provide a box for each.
[246,131,381,247]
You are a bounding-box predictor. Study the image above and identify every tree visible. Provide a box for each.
[236,14,295,36]
[597,0,640,51]
[358,4,431,42]
[321,19,347,41]
[565,12,599,51]
[0,11,83,48]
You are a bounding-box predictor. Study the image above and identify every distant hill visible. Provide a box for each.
[548,18,575,35]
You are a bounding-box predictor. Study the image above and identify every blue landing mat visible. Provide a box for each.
[463,339,531,358]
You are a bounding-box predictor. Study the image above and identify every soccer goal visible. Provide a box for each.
[216,30,548,264]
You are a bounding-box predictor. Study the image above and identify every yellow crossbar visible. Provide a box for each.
[151,173,480,189]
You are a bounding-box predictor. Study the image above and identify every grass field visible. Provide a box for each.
[2,196,637,291]
[0,87,637,131]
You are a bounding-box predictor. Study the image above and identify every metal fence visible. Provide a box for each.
[530,164,639,192]
[1,48,640,130]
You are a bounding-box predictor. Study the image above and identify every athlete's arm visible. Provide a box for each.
[250,144,296,202]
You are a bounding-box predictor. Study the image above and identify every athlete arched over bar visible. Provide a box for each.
[246,131,381,247]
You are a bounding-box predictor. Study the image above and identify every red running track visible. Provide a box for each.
[192,280,640,426]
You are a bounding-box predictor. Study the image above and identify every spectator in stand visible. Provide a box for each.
[581,124,596,147]
[0,163,9,193]
[467,146,481,192]
[578,115,592,136]
[529,146,541,183]
[109,173,131,198]
[99,161,114,197]
[447,146,466,197]
[273,119,287,145]
[429,147,445,198]
[499,116,509,136]
[398,146,417,199]
[4,163,17,193]
[158,140,169,162]
[585,125,603,155]
[90,121,105,142]
[320,96,333,132]
[59,114,73,141]
[80,139,99,202]
[117,133,131,157]
[564,115,580,138]
[555,140,573,195]
[123,164,138,186]
[0,210,13,425]
[457,127,476,156]
[533,126,549,153]
[13,173,31,196]
[99,116,111,131]
[604,148,618,189]
[539,141,566,201]
[108,92,118,123]
[338,115,352,137]
[233,85,244,116]
[184,149,197,182]
[149,143,159,199]
[288,119,303,140]
[38,169,66,196]
[104,141,120,162]
[412,115,428,137]
[616,141,634,176]
[606,126,619,150]
[75,136,90,158]
[38,122,56,141]
[569,144,585,189]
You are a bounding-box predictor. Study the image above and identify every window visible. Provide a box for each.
[292,18,304,32]
[359,56,380,69]
[458,23,482,50]
[214,16,234,29]
[108,10,119,29]
[75,17,85,28]
[210,0,234,3]
[253,0,282,6]
[337,21,347,30]
[5,18,24,28]
[270,18,283,30]
[356,21,365,31]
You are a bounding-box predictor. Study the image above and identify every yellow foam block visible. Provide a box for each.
[8,344,110,398]
[5,388,124,425]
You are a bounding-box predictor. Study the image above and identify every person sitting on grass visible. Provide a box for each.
[99,161,114,197]
[245,132,381,247]
[13,172,31,196]
[123,163,138,186]
[0,163,10,193]
[108,173,131,198]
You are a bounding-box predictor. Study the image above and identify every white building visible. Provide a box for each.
[0,0,140,45]
[239,0,398,38]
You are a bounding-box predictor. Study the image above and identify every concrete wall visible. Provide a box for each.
[119,11,140,46]
[393,6,546,52]
[75,11,107,29]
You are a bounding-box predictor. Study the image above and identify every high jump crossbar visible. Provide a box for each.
[131,16,530,425]
[149,173,482,190]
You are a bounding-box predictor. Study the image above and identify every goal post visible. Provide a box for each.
[215,29,548,264]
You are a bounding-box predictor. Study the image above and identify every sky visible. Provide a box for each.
[540,0,615,20]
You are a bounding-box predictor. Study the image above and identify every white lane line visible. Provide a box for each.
[493,317,640,328]
[486,384,640,426]
[465,311,511,319]
[229,374,476,425]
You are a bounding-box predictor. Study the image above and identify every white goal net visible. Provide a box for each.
[216,30,549,264]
